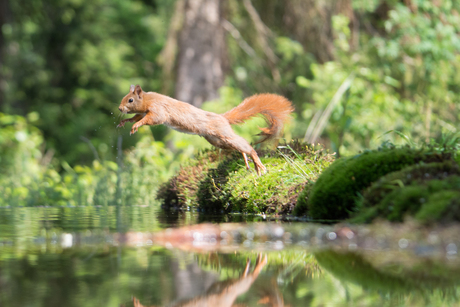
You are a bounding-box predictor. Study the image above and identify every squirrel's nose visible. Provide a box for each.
[118,107,122,112]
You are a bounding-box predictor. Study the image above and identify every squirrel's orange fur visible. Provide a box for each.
[117,85,294,175]
[132,254,268,307]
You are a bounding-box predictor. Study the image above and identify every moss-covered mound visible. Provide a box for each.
[196,151,245,213]
[305,147,452,220]
[157,149,221,209]
[208,155,309,214]
[352,175,460,223]
[346,161,460,223]
[158,142,334,214]
[292,182,313,216]
[360,161,460,208]
[415,189,460,223]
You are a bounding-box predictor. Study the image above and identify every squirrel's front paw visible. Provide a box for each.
[117,119,128,128]
[130,125,139,135]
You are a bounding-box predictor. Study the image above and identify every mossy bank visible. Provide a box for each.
[158,139,460,224]
[299,142,460,224]
[157,141,335,214]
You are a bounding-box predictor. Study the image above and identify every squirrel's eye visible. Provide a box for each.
[128,98,134,103]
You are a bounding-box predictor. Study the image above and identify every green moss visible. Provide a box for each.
[197,151,244,213]
[375,186,430,222]
[361,161,460,208]
[223,157,309,214]
[351,176,460,223]
[159,141,334,214]
[307,148,425,220]
[348,161,460,223]
[196,144,334,214]
[157,149,221,209]
[305,145,457,220]
[292,183,313,216]
[416,190,460,223]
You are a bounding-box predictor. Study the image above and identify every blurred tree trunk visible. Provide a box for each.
[174,0,226,107]
[284,0,355,63]
[0,0,9,107]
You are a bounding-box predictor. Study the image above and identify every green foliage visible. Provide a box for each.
[2,0,175,165]
[3,0,460,210]
[0,113,182,207]
[307,140,460,222]
[0,112,43,176]
[298,1,460,155]
[222,156,301,214]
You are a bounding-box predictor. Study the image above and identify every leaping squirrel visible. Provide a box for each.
[117,85,294,175]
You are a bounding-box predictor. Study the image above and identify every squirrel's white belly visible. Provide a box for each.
[166,123,197,135]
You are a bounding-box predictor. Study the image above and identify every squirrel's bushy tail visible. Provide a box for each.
[222,94,294,143]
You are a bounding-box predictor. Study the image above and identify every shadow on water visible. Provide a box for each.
[1,206,460,306]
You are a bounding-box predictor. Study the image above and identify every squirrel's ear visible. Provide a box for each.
[134,85,143,98]
[130,84,135,93]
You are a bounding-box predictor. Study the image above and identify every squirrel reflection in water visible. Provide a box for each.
[131,254,286,307]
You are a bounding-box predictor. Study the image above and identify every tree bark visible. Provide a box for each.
[174,0,226,107]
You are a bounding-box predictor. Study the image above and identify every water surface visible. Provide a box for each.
[1,207,459,307]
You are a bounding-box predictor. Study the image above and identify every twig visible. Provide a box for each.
[242,0,273,37]
[222,19,256,57]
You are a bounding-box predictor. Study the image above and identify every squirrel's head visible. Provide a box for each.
[118,85,144,114]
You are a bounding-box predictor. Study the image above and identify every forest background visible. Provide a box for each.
[0,0,459,206]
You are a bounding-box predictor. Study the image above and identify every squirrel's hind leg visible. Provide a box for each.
[242,153,250,170]
[226,136,266,176]
[206,133,267,176]
[249,150,267,176]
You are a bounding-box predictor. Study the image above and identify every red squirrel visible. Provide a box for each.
[132,254,268,307]
[117,85,293,175]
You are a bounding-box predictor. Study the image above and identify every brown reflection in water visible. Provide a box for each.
[132,254,275,307]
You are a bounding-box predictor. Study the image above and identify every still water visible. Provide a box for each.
[0,206,460,306]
